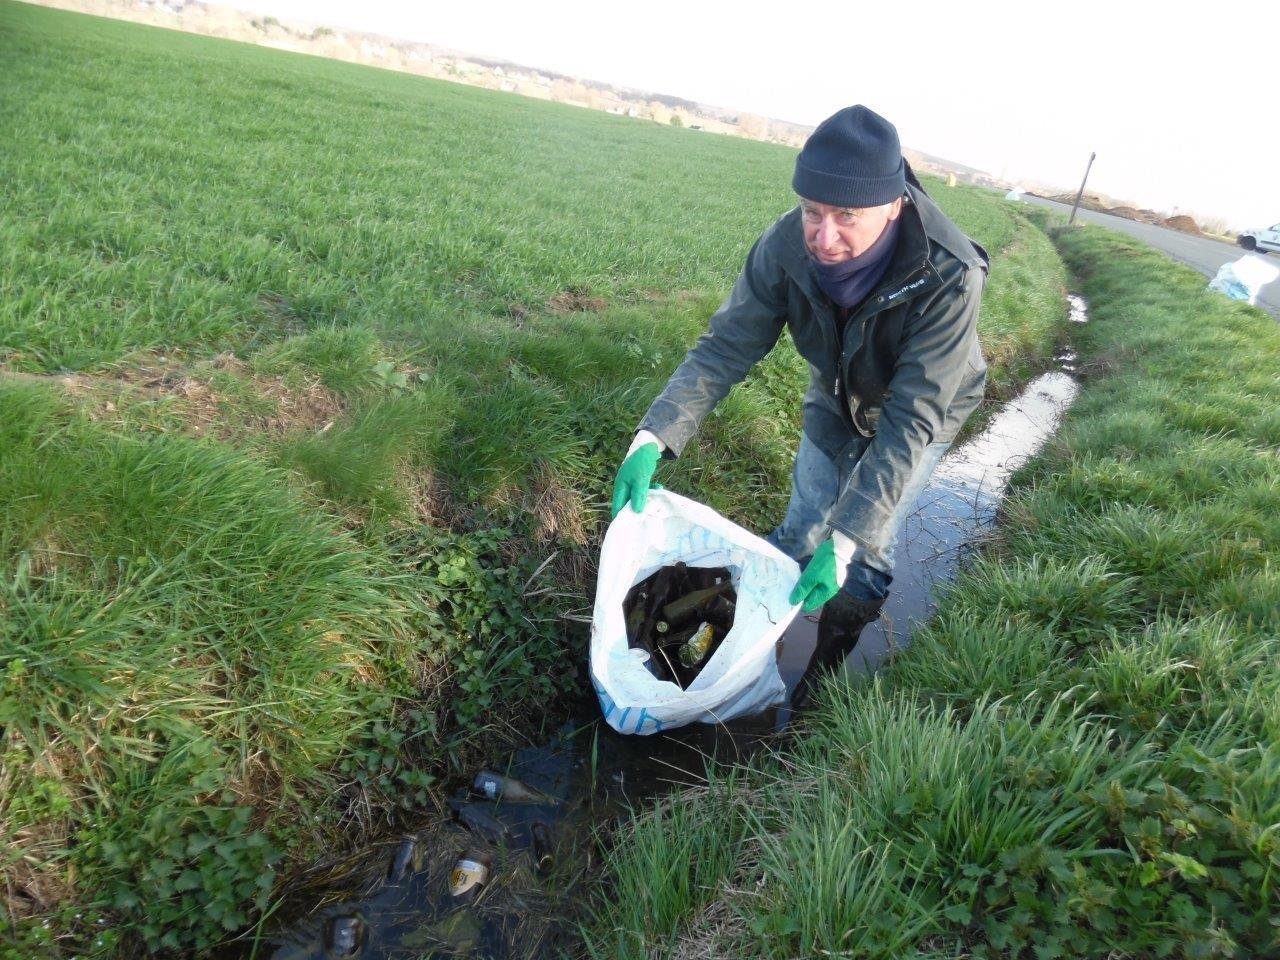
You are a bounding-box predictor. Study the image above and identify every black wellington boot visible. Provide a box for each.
[789,592,884,710]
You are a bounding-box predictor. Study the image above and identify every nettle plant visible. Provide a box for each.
[398,526,578,730]
[82,788,280,952]
[337,697,439,810]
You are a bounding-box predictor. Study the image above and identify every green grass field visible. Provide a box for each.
[1,2,1069,954]
[588,228,1280,958]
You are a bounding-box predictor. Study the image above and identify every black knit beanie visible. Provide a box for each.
[792,105,906,208]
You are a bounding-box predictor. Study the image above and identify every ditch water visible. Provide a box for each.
[249,297,1089,960]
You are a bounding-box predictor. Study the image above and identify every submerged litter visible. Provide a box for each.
[530,822,554,874]
[451,801,512,844]
[448,850,491,902]
[472,770,554,804]
[325,916,363,957]
[386,838,417,883]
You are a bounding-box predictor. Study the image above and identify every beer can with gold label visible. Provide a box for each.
[449,849,491,900]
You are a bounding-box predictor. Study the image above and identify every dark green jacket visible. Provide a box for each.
[639,175,989,555]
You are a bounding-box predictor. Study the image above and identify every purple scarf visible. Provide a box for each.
[807,216,901,309]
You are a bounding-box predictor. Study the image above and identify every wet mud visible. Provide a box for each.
[249,298,1089,959]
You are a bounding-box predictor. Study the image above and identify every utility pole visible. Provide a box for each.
[1068,152,1097,227]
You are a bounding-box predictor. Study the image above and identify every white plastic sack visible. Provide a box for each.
[1207,254,1278,305]
[590,490,801,735]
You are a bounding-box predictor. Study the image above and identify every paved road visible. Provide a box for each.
[1020,195,1280,319]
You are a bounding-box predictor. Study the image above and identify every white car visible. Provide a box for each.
[1237,223,1280,255]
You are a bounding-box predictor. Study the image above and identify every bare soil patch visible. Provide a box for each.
[547,286,607,314]
[0,354,343,439]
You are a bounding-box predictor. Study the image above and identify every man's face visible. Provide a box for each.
[800,196,903,264]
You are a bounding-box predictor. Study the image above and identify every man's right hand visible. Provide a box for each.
[611,437,662,518]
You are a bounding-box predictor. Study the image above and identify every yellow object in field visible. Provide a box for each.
[947,173,957,188]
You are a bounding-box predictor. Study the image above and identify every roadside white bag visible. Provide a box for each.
[590,490,801,735]
[1207,254,1278,306]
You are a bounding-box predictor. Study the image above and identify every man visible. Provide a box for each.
[610,105,989,702]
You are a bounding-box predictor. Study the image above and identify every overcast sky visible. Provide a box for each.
[227,0,1276,229]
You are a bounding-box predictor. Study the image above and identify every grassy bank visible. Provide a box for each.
[1,2,1067,954]
[588,227,1280,958]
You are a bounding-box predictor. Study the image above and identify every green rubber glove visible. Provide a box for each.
[789,538,843,612]
[611,442,661,518]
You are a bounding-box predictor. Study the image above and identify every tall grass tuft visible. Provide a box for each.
[0,381,425,950]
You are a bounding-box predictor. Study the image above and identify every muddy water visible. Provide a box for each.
[252,715,778,959]
[251,299,1088,960]
[847,367,1080,673]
